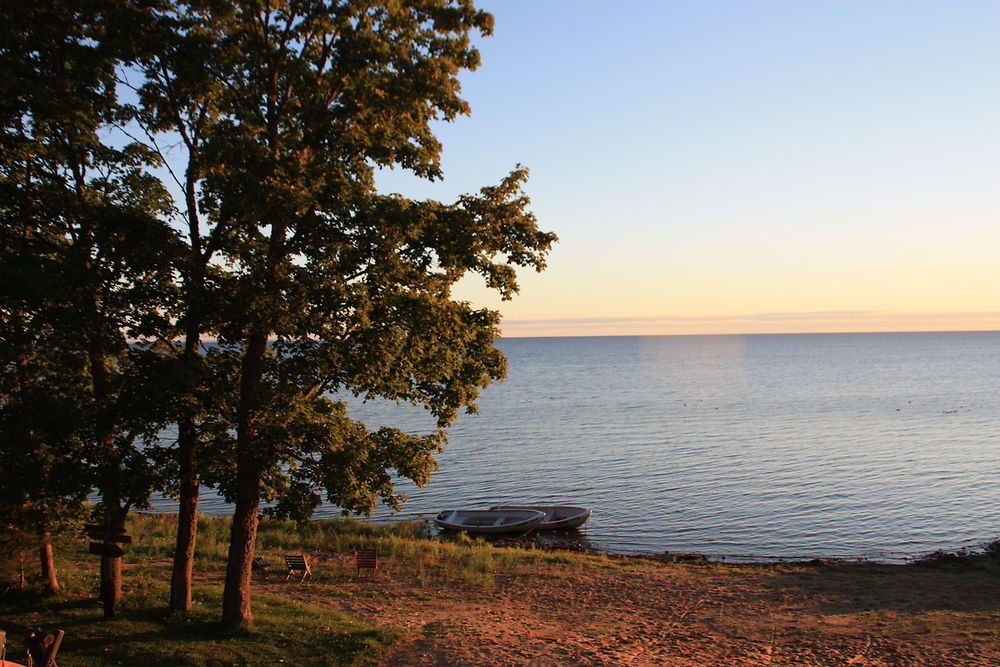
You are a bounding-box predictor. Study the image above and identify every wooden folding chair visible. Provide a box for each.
[355,549,378,579]
[284,554,311,581]
[0,620,63,667]
[252,555,271,580]
[26,627,63,667]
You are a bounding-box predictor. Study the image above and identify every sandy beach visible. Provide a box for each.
[261,552,1000,666]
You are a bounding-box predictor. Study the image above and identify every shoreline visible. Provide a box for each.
[4,513,1000,665]
[133,508,996,566]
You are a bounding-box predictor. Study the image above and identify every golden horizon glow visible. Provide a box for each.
[497,311,1000,338]
[383,3,1000,338]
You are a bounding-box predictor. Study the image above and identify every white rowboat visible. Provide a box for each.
[490,505,591,530]
[433,509,546,534]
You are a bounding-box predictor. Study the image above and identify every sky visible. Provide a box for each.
[375,0,1000,337]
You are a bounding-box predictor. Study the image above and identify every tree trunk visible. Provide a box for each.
[170,151,207,613]
[99,503,126,618]
[221,331,269,629]
[37,522,60,595]
[14,313,60,596]
[90,344,125,616]
[169,417,199,612]
[221,465,261,628]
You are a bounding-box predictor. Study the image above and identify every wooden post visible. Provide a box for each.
[85,525,130,618]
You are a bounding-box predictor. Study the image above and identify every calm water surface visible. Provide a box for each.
[176,332,1000,561]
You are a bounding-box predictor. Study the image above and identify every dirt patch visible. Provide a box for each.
[263,555,1000,665]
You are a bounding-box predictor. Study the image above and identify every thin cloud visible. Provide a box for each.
[500,311,1000,337]
[504,311,1000,326]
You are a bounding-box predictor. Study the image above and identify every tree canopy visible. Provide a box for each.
[0,0,556,627]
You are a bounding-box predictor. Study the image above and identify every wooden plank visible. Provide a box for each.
[89,542,125,558]
[86,532,132,544]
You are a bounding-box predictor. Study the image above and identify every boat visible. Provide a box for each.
[489,505,591,530]
[433,508,546,534]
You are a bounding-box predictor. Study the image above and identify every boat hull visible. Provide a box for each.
[490,505,591,530]
[434,509,546,534]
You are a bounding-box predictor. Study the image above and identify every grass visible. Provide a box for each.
[0,512,599,665]
[5,513,1000,665]
[2,582,399,666]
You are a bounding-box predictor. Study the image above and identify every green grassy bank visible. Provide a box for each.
[0,513,594,665]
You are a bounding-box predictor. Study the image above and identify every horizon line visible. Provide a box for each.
[500,328,1000,340]
[498,310,1000,338]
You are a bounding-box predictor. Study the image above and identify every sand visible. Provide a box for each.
[265,554,1000,666]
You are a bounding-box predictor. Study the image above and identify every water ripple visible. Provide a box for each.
[150,332,1000,561]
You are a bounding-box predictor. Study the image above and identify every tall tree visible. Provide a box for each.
[177,0,557,628]
[125,0,232,613]
[0,0,178,613]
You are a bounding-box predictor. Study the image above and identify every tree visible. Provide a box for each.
[166,0,558,628]
[0,25,92,584]
[125,0,232,613]
[2,0,556,627]
[0,323,91,594]
[0,0,178,614]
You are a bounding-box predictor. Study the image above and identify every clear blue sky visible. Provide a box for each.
[377,0,1000,336]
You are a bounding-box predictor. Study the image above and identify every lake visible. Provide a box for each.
[167,331,1000,561]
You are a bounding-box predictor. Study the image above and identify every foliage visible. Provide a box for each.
[0,0,183,607]
[120,0,557,626]
[1,0,556,626]
[170,0,554,517]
